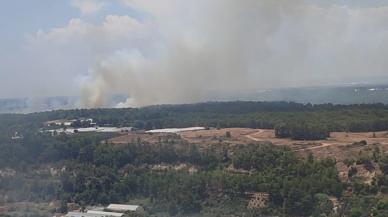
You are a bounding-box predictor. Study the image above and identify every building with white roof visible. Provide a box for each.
[106,204,141,212]
[87,210,124,217]
[146,127,205,134]
[66,211,123,217]
[65,204,142,217]
[65,212,107,217]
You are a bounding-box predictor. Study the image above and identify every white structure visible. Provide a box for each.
[87,210,124,217]
[11,132,23,140]
[66,204,142,217]
[65,212,107,217]
[66,211,123,217]
[146,127,205,134]
[46,127,133,135]
[106,204,141,212]
[64,121,74,126]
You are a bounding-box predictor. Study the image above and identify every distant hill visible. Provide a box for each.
[247,84,388,104]
[0,95,127,114]
[0,96,78,114]
[1,84,388,113]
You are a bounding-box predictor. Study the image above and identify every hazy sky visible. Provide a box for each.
[1,0,388,104]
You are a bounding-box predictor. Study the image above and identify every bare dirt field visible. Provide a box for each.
[242,129,388,181]
[108,132,180,145]
[243,129,388,146]
[180,128,258,145]
[110,128,388,158]
[109,128,388,183]
[234,129,388,163]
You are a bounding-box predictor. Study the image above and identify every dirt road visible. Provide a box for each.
[302,142,336,150]
[244,130,265,142]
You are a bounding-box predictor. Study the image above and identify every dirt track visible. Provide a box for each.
[109,128,388,184]
[109,128,388,162]
[244,130,264,142]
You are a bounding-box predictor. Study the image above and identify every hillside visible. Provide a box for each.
[1,101,388,216]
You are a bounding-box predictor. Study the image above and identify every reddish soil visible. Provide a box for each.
[108,132,178,145]
[109,128,388,181]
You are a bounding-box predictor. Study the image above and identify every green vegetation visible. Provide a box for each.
[0,136,344,216]
[2,102,388,128]
[1,101,388,216]
[275,122,330,140]
[2,101,388,140]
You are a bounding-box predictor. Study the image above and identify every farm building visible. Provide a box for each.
[66,211,124,217]
[65,204,143,217]
[87,210,124,216]
[146,127,205,134]
[66,212,108,217]
[106,204,142,212]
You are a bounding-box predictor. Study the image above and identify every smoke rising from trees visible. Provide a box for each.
[80,0,388,107]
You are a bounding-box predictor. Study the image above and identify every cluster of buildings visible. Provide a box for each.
[46,127,133,135]
[66,204,143,217]
[44,118,133,135]
[44,118,207,136]
[45,118,96,127]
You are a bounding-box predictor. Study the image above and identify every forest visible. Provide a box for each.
[3,101,388,140]
[1,101,388,216]
[0,132,344,216]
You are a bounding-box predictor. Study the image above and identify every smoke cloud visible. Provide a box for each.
[80,0,388,108]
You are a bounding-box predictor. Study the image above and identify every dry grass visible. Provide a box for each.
[108,128,388,184]
[108,132,176,145]
[180,128,257,145]
[109,129,388,157]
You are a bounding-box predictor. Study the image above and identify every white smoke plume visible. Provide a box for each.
[80,0,388,108]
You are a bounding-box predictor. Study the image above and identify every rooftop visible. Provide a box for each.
[87,210,124,217]
[65,212,107,217]
[106,204,140,212]
[146,127,205,134]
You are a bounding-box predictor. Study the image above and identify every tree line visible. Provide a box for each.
[0,131,345,216]
[2,102,388,141]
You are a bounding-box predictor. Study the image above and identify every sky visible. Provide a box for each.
[1,0,388,107]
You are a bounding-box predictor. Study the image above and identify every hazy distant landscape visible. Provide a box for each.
[2,84,388,114]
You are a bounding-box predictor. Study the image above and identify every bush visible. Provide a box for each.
[275,122,329,140]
